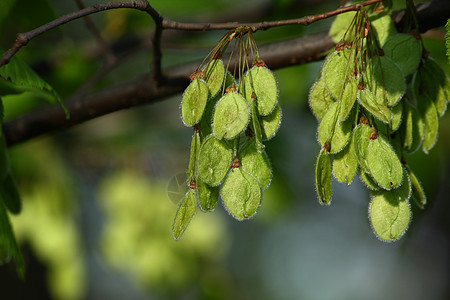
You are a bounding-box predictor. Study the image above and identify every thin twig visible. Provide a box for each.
[74,0,116,64]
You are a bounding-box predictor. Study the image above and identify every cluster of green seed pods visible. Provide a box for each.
[173,29,281,240]
[310,8,449,242]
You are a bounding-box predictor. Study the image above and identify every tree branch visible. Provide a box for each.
[2,0,448,146]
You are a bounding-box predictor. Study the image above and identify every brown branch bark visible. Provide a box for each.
[1,0,448,146]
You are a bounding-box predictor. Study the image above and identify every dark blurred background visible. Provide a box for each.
[0,0,449,299]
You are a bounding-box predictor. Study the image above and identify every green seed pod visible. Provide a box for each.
[403,100,425,153]
[329,11,356,43]
[365,56,405,107]
[0,174,22,215]
[369,181,411,242]
[249,99,265,153]
[212,92,250,140]
[221,165,261,220]
[359,169,380,191]
[172,188,196,240]
[317,102,353,154]
[417,60,448,118]
[323,49,355,101]
[406,165,427,209]
[181,77,209,127]
[240,139,272,191]
[352,123,372,173]
[357,88,392,123]
[261,104,282,141]
[366,132,403,190]
[242,66,278,116]
[422,57,450,112]
[196,177,219,212]
[332,137,357,185]
[199,94,220,137]
[197,134,232,186]
[371,13,397,46]
[382,34,420,76]
[315,148,332,205]
[204,59,225,97]
[389,102,403,131]
[187,130,201,183]
[309,79,335,120]
[340,76,358,122]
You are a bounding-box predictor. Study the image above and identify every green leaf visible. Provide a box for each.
[221,166,261,220]
[366,133,403,190]
[365,56,405,107]
[369,185,411,242]
[212,92,249,140]
[196,177,219,212]
[0,55,68,117]
[315,148,332,205]
[181,78,209,127]
[332,136,357,185]
[0,174,22,215]
[261,104,281,141]
[371,12,397,46]
[359,169,380,191]
[329,11,356,43]
[197,134,232,186]
[172,188,196,240]
[323,49,355,101]
[240,139,272,191]
[317,102,353,154]
[357,88,392,123]
[382,34,420,76]
[308,79,335,120]
[0,136,10,182]
[340,76,358,122]
[0,201,24,278]
[243,66,278,116]
[352,123,372,173]
[406,165,426,209]
[204,59,225,97]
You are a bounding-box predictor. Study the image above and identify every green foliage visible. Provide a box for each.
[310,6,450,242]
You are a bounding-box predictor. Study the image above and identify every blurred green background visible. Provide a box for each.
[1,0,449,299]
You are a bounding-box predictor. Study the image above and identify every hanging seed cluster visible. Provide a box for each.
[173,27,282,240]
[310,7,450,242]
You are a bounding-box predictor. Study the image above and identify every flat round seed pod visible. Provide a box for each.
[383,34,420,76]
[369,185,411,242]
[423,57,450,109]
[323,49,355,101]
[261,104,282,141]
[204,59,225,97]
[329,11,356,43]
[352,123,373,173]
[406,165,426,209]
[317,102,353,154]
[332,137,357,185]
[243,66,278,116]
[371,13,397,46]
[359,169,380,191]
[196,177,219,212]
[309,79,335,120]
[221,167,261,220]
[403,101,425,153]
[315,148,332,205]
[412,72,439,154]
[366,133,403,190]
[357,88,392,123]
[365,56,405,107]
[389,101,403,131]
[172,188,196,240]
[340,76,358,122]
[212,92,250,140]
[181,78,209,126]
[199,94,219,137]
[240,140,272,191]
[197,134,232,186]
